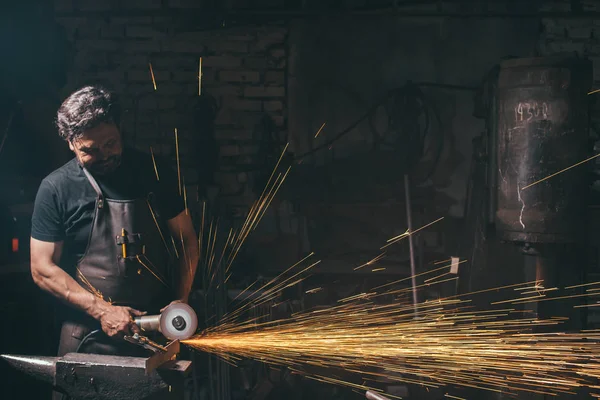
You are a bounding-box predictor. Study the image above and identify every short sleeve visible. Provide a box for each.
[31,179,65,242]
[156,160,185,221]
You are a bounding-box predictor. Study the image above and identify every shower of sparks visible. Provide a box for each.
[136,255,169,287]
[147,200,172,258]
[175,128,181,195]
[521,152,600,190]
[314,122,326,138]
[198,57,202,96]
[76,268,107,301]
[149,63,157,91]
[589,88,600,95]
[381,217,444,250]
[150,146,160,181]
[184,262,600,398]
[194,148,291,299]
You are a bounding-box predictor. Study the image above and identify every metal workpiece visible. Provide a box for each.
[1,352,192,400]
[495,56,592,244]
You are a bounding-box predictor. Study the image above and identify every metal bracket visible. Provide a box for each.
[145,340,180,375]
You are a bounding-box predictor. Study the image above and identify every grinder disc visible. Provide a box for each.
[160,303,198,340]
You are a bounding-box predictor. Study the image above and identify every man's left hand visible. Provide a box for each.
[161,299,185,313]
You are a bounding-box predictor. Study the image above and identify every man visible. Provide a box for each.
[30,86,199,386]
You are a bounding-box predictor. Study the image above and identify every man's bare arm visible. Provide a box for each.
[167,211,199,303]
[30,237,143,337]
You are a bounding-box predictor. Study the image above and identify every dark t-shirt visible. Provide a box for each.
[31,147,184,268]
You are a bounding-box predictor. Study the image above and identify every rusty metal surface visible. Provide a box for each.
[495,56,592,243]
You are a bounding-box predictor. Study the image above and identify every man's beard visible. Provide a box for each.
[82,155,122,175]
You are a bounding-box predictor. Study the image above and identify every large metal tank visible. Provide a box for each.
[495,56,592,243]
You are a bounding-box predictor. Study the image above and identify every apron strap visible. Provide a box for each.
[82,167,105,209]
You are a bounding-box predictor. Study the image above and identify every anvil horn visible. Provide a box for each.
[1,354,57,385]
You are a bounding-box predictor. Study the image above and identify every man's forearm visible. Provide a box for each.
[32,262,111,320]
[176,234,199,302]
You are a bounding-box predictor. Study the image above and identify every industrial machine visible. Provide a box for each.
[467,54,593,329]
[1,302,199,399]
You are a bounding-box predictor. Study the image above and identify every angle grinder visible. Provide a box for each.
[134,302,198,340]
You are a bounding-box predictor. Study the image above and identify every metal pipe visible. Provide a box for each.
[404,174,418,315]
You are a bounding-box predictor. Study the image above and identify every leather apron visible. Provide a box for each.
[56,167,174,359]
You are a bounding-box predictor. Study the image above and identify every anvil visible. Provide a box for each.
[1,341,192,400]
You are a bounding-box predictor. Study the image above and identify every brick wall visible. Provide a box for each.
[53,1,288,205]
[538,1,600,132]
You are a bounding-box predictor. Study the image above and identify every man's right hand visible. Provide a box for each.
[99,305,146,338]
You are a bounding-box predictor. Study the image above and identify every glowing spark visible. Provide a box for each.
[205,220,213,271]
[183,177,188,215]
[521,152,600,190]
[381,217,444,249]
[175,128,181,195]
[147,200,172,257]
[76,268,105,300]
[565,281,600,290]
[136,255,168,287]
[589,88,600,95]
[424,272,452,283]
[170,236,180,259]
[306,287,323,294]
[314,122,326,138]
[444,395,466,400]
[198,57,202,96]
[179,227,189,281]
[386,229,409,243]
[371,268,386,272]
[148,62,157,90]
[355,252,386,270]
[150,146,160,181]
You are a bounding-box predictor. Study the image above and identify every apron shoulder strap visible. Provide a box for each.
[82,168,105,209]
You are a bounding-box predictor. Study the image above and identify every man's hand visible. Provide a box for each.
[99,305,146,338]
[161,299,184,313]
